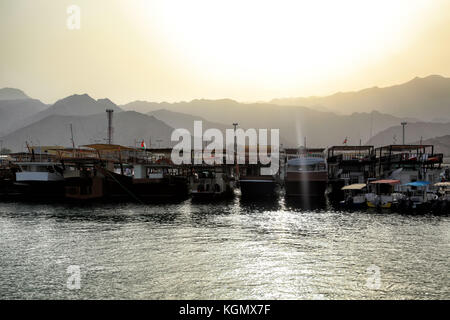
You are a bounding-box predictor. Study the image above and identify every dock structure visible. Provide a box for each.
[0,140,449,211]
[327,146,376,200]
[375,145,444,187]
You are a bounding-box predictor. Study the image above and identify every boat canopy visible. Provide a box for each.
[402,181,430,187]
[435,182,450,187]
[341,184,367,190]
[369,179,400,185]
[287,157,324,166]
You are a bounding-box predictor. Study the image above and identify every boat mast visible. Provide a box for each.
[70,123,75,157]
[233,123,239,179]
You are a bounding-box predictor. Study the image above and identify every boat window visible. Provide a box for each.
[199,171,215,178]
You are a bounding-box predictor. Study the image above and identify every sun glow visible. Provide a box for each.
[2,0,449,103]
[135,0,433,96]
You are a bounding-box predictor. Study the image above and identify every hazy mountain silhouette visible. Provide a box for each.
[1,111,174,152]
[271,75,450,120]
[148,109,233,135]
[41,94,122,116]
[11,94,123,132]
[366,122,450,147]
[124,99,416,147]
[2,76,449,150]
[0,87,48,136]
[0,88,30,100]
[412,135,450,156]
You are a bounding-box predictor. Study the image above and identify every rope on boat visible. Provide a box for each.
[96,165,145,205]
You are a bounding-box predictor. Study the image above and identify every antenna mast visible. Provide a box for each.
[106,109,114,145]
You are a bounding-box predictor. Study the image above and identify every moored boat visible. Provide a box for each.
[340,183,367,208]
[366,179,400,209]
[132,163,189,200]
[13,161,66,199]
[284,148,327,198]
[190,166,235,199]
[398,181,435,211]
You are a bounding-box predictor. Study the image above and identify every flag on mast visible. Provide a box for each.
[141,140,146,149]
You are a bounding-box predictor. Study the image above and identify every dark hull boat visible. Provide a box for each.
[285,173,328,197]
[65,175,104,200]
[284,148,328,199]
[132,176,189,200]
[239,176,277,197]
[0,167,21,198]
[131,164,189,200]
[12,162,66,200]
[98,165,189,202]
[13,181,66,200]
[62,160,106,201]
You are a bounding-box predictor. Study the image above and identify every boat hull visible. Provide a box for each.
[285,172,328,197]
[132,177,189,199]
[239,178,277,197]
[13,180,66,199]
[65,176,105,200]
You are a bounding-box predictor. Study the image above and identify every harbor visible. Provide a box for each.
[0,134,449,214]
[3,0,450,305]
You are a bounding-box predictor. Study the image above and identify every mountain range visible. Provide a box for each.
[1,75,450,152]
[1,111,174,152]
[366,122,450,147]
[270,75,450,121]
[124,99,415,147]
[414,135,450,157]
[0,88,48,136]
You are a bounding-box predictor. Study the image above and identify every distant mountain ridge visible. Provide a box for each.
[414,135,450,156]
[0,87,48,136]
[7,94,123,135]
[124,99,417,147]
[366,122,450,147]
[148,109,234,135]
[1,111,174,152]
[270,75,450,121]
[2,76,450,150]
[0,88,30,100]
[45,94,122,116]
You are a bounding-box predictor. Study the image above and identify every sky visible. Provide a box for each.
[1,0,450,105]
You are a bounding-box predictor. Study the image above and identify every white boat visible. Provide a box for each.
[15,162,64,182]
[190,166,235,198]
[341,183,367,207]
[366,180,401,209]
[14,162,65,198]
[400,181,435,210]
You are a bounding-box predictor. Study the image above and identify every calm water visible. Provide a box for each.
[0,196,448,300]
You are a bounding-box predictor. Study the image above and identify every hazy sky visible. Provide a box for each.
[1,0,450,104]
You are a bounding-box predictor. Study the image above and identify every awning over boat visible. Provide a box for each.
[435,182,450,187]
[402,181,430,187]
[369,179,401,185]
[341,184,367,190]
